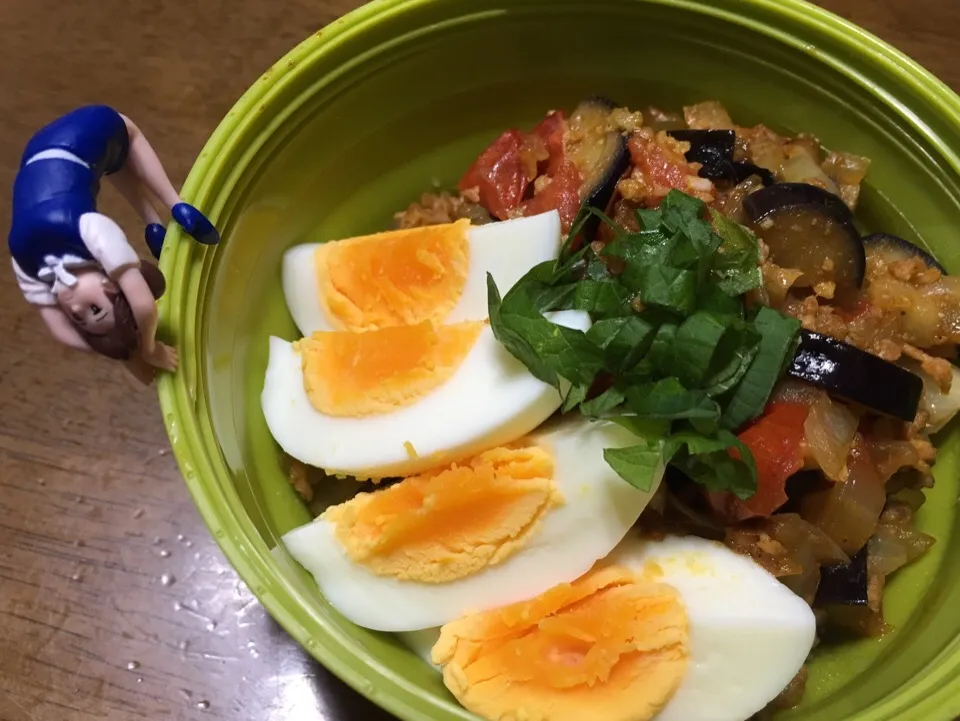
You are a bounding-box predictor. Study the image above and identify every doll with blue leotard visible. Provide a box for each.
[8,104,220,383]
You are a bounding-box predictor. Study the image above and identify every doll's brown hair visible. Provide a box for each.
[79,261,166,360]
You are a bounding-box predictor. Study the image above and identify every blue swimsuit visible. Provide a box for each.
[8,105,130,281]
[8,104,219,299]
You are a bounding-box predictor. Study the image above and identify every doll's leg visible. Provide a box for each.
[117,115,220,246]
[105,120,169,258]
[107,165,164,225]
[105,166,165,258]
[117,115,181,208]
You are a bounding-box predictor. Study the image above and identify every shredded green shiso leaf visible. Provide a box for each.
[487,190,802,498]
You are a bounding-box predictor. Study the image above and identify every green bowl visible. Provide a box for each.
[157,0,960,718]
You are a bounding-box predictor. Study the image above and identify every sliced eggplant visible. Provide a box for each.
[744,182,866,299]
[814,546,868,607]
[668,129,775,186]
[862,232,946,274]
[786,330,923,422]
[734,163,776,186]
[565,96,630,240]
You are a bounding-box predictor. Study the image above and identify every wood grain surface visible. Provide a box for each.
[1,1,958,720]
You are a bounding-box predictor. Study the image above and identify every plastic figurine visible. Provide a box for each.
[7,104,220,383]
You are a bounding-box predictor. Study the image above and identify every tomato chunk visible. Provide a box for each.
[459,111,580,231]
[531,110,566,175]
[628,133,689,194]
[458,129,530,220]
[519,159,583,233]
[712,401,810,520]
[623,131,714,207]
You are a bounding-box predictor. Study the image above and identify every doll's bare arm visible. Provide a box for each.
[115,265,159,354]
[38,306,94,353]
[78,212,177,371]
[78,212,171,369]
[11,260,90,351]
[114,266,178,371]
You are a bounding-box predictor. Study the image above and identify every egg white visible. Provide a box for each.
[262,310,591,480]
[282,210,562,336]
[606,534,816,721]
[396,629,441,670]
[401,534,817,721]
[281,415,666,632]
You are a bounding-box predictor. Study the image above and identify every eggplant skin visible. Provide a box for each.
[667,129,775,186]
[567,97,630,241]
[862,232,947,274]
[786,330,924,422]
[814,546,869,607]
[744,182,858,229]
[744,182,866,288]
[669,129,734,170]
[583,135,629,216]
[729,161,775,186]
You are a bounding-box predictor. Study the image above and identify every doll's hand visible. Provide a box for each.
[142,341,179,372]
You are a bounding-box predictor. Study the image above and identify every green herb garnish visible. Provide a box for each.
[487,190,802,497]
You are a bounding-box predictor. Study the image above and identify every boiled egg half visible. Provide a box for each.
[262,308,590,480]
[410,534,816,721]
[281,415,666,632]
[282,211,562,336]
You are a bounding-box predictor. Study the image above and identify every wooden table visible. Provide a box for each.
[1,1,958,719]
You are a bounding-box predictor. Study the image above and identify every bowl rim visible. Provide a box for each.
[157,1,960,719]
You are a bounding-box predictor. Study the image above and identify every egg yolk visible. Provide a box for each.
[316,218,471,332]
[322,442,563,583]
[297,320,484,417]
[431,565,689,721]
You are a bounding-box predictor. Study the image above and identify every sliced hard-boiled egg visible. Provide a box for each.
[414,534,815,721]
[397,629,441,669]
[281,415,666,632]
[282,210,562,336]
[262,309,590,480]
[606,534,816,721]
[430,564,690,721]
